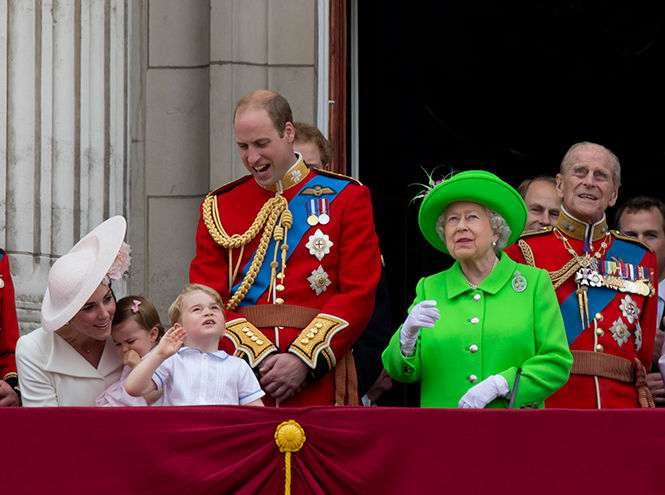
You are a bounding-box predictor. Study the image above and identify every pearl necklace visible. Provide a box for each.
[462,256,499,289]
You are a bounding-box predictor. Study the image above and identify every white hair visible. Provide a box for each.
[435,207,512,254]
[560,141,621,187]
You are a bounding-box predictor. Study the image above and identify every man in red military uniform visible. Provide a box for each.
[505,142,658,408]
[190,90,382,406]
[0,249,21,406]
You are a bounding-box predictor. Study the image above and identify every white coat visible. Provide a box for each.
[16,328,122,406]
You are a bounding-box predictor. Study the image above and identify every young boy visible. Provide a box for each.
[125,284,264,406]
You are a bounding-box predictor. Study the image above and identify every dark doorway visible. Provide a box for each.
[357,1,665,405]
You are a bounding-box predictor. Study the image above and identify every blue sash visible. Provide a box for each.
[234,174,351,307]
[561,238,647,344]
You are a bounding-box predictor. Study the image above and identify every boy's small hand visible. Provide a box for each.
[123,349,141,369]
[158,324,187,358]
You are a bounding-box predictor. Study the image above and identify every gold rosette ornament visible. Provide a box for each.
[275,420,306,495]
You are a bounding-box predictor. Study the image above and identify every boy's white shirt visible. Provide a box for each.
[152,347,264,406]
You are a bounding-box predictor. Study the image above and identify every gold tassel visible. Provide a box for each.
[275,420,306,495]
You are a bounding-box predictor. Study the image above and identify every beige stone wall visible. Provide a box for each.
[0,0,321,333]
[132,0,320,319]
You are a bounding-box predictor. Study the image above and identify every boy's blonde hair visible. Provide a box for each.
[168,284,225,326]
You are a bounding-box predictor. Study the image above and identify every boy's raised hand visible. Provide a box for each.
[157,324,187,358]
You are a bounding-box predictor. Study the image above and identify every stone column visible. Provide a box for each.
[1,0,129,333]
[139,0,320,317]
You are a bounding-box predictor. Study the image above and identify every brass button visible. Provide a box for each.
[595,312,604,322]
[246,331,254,337]
[276,298,284,304]
[596,328,604,337]
[242,327,250,333]
[301,338,309,344]
[315,322,323,328]
[306,332,314,339]
[469,374,478,384]
[596,344,604,352]
[250,335,258,342]
[276,284,285,292]
[470,317,480,324]
[256,340,264,345]
[469,344,478,354]
[311,329,318,334]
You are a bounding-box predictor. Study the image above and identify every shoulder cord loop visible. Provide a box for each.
[203,193,290,311]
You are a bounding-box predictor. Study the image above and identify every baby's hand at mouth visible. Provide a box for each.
[123,349,141,368]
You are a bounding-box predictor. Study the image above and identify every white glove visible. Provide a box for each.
[458,374,510,409]
[400,300,439,357]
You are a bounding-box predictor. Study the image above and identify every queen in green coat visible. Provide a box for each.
[382,170,572,408]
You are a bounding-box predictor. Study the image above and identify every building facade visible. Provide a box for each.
[1,0,326,331]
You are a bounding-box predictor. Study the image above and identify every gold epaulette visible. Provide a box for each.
[315,168,363,186]
[519,226,553,238]
[225,318,278,368]
[205,175,253,200]
[610,230,653,253]
[288,314,348,370]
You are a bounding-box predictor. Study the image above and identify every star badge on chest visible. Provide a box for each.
[609,317,630,348]
[619,295,640,324]
[307,265,331,296]
[306,229,334,261]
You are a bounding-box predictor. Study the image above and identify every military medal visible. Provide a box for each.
[634,322,643,352]
[307,199,319,226]
[619,295,640,324]
[306,229,334,261]
[318,198,330,225]
[307,265,331,295]
[609,317,630,347]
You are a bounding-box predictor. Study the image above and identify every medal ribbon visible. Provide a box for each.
[560,238,649,345]
[233,175,350,307]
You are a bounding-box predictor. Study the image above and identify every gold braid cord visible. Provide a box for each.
[203,193,288,311]
[518,238,579,290]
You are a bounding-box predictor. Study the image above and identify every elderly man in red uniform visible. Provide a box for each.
[505,142,658,408]
[190,90,382,406]
[0,249,21,406]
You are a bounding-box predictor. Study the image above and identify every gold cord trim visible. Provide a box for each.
[203,193,289,311]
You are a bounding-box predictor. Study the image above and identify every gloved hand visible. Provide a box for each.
[400,300,439,357]
[458,374,510,409]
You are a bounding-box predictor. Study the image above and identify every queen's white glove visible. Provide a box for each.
[458,374,510,409]
[399,300,439,357]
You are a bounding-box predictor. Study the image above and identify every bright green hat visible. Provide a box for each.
[418,170,527,254]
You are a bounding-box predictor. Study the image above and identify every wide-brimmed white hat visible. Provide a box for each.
[41,216,129,332]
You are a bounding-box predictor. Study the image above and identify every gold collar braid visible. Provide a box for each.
[555,207,609,242]
[203,192,290,311]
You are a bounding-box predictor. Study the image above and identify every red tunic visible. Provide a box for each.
[190,159,382,406]
[505,209,658,408]
[0,250,20,388]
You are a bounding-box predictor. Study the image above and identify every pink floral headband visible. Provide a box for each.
[131,300,141,313]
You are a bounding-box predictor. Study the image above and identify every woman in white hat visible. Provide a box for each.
[16,216,131,406]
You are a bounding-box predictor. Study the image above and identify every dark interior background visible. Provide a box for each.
[356,1,665,405]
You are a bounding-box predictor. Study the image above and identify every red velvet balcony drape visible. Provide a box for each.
[4,406,665,494]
